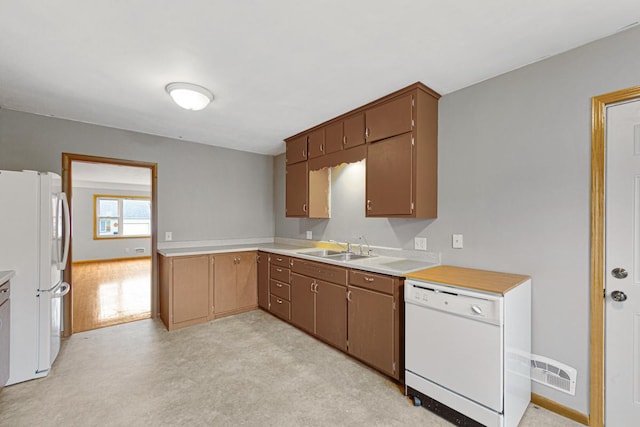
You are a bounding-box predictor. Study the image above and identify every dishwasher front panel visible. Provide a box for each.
[405,296,504,412]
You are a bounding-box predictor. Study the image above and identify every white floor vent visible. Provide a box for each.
[530,354,576,395]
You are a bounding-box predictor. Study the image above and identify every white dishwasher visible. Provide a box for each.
[405,274,531,427]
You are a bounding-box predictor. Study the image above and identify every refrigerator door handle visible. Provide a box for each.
[58,192,70,270]
[52,282,70,298]
[40,279,62,293]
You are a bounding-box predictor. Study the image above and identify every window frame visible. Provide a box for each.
[93,194,151,240]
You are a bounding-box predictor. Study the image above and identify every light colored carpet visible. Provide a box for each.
[0,310,582,426]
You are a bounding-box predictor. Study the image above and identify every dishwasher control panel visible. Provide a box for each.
[405,279,503,325]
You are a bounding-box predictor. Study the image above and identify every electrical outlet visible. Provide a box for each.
[452,234,463,249]
[414,237,427,251]
[306,230,313,240]
[165,231,172,241]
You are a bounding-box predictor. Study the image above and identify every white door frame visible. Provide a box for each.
[590,86,640,427]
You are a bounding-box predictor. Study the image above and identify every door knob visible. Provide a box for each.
[611,290,628,302]
[611,267,628,279]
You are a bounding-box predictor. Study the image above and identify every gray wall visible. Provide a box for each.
[72,187,151,261]
[0,110,275,243]
[275,26,640,413]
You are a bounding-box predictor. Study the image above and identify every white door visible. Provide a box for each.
[605,98,640,426]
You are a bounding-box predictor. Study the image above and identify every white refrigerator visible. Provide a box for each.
[0,170,70,385]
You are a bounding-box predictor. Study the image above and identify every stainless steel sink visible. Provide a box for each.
[326,253,370,261]
[301,249,344,257]
[300,249,374,262]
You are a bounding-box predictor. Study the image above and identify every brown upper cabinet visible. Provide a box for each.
[365,86,439,218]
[365,94,413,143]
[284,82,439,219]
[286,135,308,165]
[285,161,308,217]
[307,128,326,159]
[324,113,366,154]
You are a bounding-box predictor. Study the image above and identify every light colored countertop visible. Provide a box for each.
[405,265,530,295]
[0,270,15,285]
[159,243,439,277]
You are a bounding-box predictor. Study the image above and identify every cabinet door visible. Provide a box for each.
[172,256,210,324]
[324,121,343,154]
[315,280,347,351]
[257,252,269,310]
[214,253,237,314]
[365,93,413,143]
[348,286,395,377]
[307,128,325,159]
[286,161,308,217]
[366,132,413,216]
[290,273,315,334]
[343,113,365,149]
[286,135,308,164]
[236,251,257,309]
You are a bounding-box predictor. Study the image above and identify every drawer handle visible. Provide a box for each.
[276,283,282,288]
[364,277,375,282]
[276,268,282,272]
[276,257,283,262]
[277,299,283,304]
[0,288,8,293]
[346,290,352,302]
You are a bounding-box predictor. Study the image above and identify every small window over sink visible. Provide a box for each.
[94,195,151,239]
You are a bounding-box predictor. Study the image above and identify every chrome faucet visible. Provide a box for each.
[329,239,352,254]
[359,235,372,256]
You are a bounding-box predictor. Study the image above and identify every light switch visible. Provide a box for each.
[452,234,463,249]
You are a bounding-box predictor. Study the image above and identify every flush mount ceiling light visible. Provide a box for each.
[165,82,213,111]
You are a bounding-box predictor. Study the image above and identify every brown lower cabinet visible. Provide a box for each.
[291,272,348,352]
[347,269,403,380]
[283,257,403,381]
[214,252,258,318]
[159,251,258,331]
[159,253,214,331]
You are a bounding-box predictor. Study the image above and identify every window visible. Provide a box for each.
[94,195,151,239]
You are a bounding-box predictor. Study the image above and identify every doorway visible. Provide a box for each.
[61,153,158,335]
[590,86,640,427]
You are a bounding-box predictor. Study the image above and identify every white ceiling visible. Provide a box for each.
[1,1,638,156]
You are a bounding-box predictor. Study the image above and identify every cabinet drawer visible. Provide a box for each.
[270,254,291,268]
[270,279,291,301]
[291,258,347,286]
[270,294,291,321]
[270,265,290,284]
[349,269,395,294]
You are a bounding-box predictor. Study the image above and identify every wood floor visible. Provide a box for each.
[72,258,151,333]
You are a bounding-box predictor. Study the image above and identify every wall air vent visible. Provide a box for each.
[530,354,576,395]
[135,248,145,254]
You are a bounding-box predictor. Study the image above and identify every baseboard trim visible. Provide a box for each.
[531,393,589,426]
[73,256,151,265]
